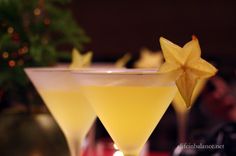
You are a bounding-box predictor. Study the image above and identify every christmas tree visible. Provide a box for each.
[0,0,90,110]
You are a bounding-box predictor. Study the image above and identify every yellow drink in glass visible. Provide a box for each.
[72,69,177,156]
[25,68,96,156]
[83,86,176,154]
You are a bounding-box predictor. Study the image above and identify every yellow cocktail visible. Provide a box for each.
[72,69,177,156]
[25,68,96,156]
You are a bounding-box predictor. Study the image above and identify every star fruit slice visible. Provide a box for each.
[159,36,217,108]
[134,48,163,68]
[115,53,132,68]
[69,48,93,68]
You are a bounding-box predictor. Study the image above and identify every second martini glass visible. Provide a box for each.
[73,69,178,156]
[172,79,207,143]
[25,68,96,156]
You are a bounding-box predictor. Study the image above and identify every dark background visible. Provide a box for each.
[70,0,236,70]
[69,0,236,151]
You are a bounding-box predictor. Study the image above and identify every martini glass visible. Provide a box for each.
[25,68,96,156]
[72,68,178,156]
[172,79,207,143]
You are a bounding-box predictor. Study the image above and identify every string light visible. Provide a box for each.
[8,60,16,67]
[22,46,28,53]
[34,8,41,16]
[7,27,14,34]
[18,46,28,55]
[2,52,9,59]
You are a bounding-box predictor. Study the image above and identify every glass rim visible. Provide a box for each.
[72,68,159,75]
[24,67,74,73]
[24,67,178,77]
[25,67,158,75]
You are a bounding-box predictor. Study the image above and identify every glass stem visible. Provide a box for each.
[67,137,81,156]
[177,112,188,143]
[87,124,96,156]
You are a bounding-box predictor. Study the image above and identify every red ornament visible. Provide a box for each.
[8,60,16,67]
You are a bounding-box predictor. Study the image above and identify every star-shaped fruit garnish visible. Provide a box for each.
[69,48,93,68]
[134,48,163,68]
[115,53,132,68]
[159,36,217,108]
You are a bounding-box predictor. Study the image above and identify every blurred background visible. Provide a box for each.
[72,0,236,65]
[0,0,236,156]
